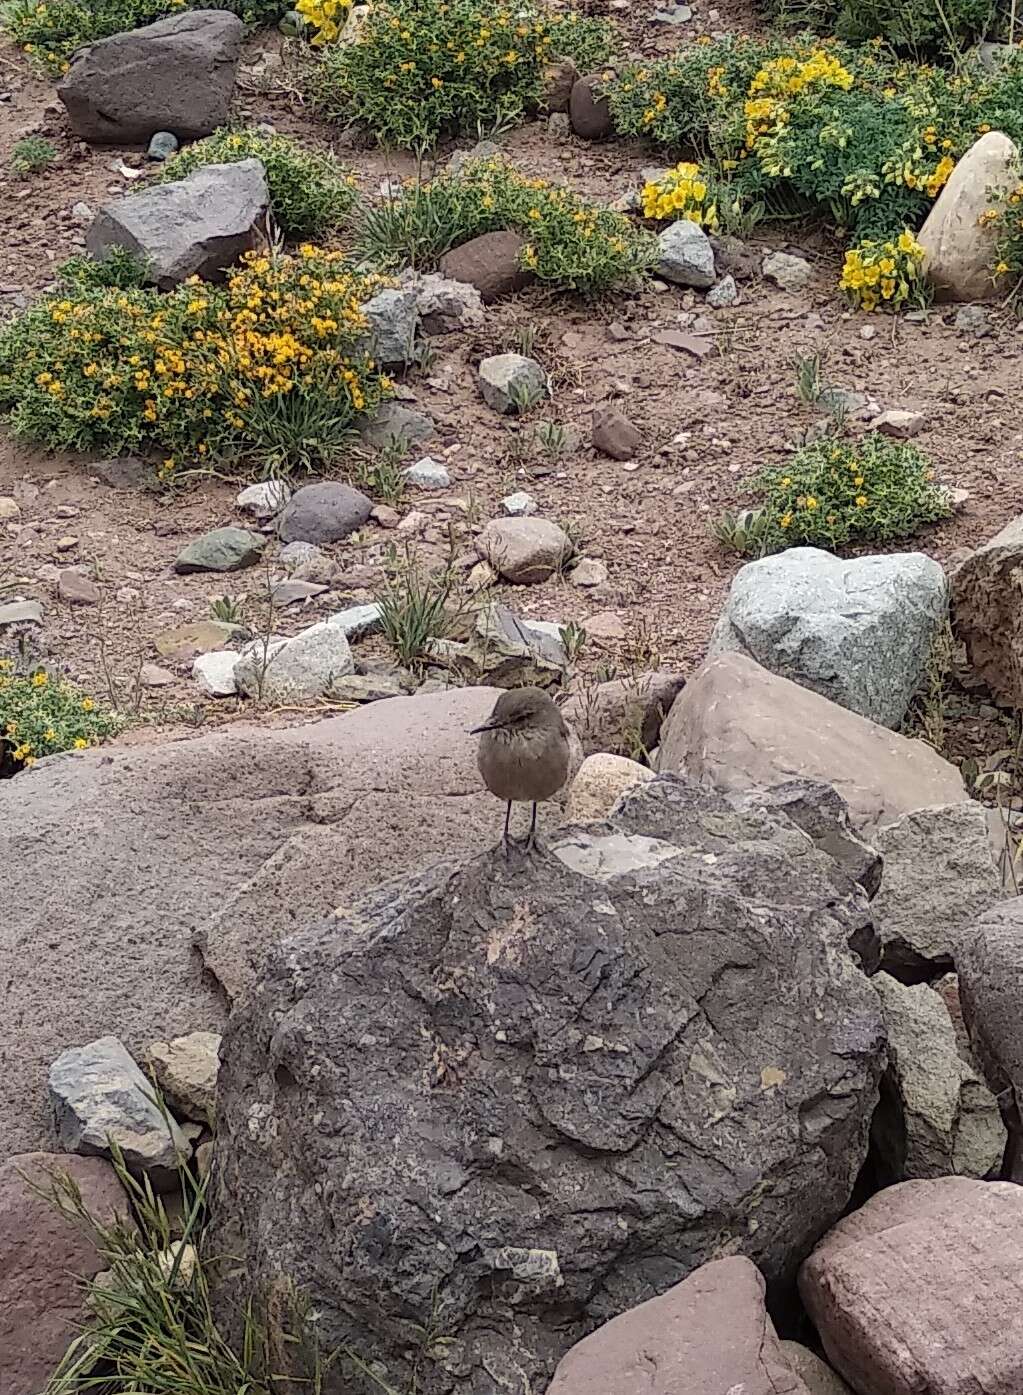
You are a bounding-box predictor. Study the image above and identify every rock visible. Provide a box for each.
[428,604,567,688]
[951,512,1023,707]
[549,1258,809,1395]
[49,1035,189,1186]
[147,129,179,161]
[871,972,1005,1182]
[799,1177,1023,1395]
[583,610,626,640]
[173,526,265,574]
[371,503,400,528]
[269,578,328,606]
[780,1343,853,1395]
[476,516,572,584]
[591,405,641,460]
[439,232,534,303]
[707,273,739,307]
[71,200,94,225]
[563,670,685,758]
[478,353,548,413]
[87,455,152,490]
[327,602,384,639]
[236,480,290,519]
[709,548,948,729]
[0,1153,131,1395]
[569,72,612,139]
[277,539,327,574]
[873,801,1003,974]
[956,901,1023,1178]
[234,621,355,704]
[153,618,244,661]
[140,662,175,688]
[501,490,536,516]
[403,456,450,489]
[747,781,882,899]
[711,233,761,279]
[873,408,925,439]
[87,159,269,290]
[659,653,968,838]
[657,219,716,288]
[146,1031,221,1124]
[210,775,884,1391]
[359,287,419,366]
[0,599,43,627]
[955,302,990,336]
[277,482,373,545]
[357,401,435,451]
[405,271,486,334]
[156,1239,198,1287]
[193,651,239,698]
[57,569,100,605]
[0,496,19,520]
[542,57,578,112]
[563,752,654,822]
[57,11,242,144]
[445,140,501,176]
[763,249,813,290]
[569,557,607,588]
[331,673,405,703]
[918,130,1019,301]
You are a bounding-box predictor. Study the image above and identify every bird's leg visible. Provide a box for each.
[525,801,539,853]
[503,800,513,856]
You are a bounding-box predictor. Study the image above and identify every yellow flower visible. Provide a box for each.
[805,496,818,510]
[32,671,47,688]
[74,737,88,750]
[779,512,793,529]
[780,476,792,487]
[44,728,56,741]
[81,697,95,712]
[856,495,868,507]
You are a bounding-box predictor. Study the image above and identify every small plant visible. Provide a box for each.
[712,506,775,559]
[58,247,150,291]
[508,377,547,414]
[159,128,359,240]
[559,619,588,663]
[641,161,718,225]
[530,420,571,457]
[0,662,122,772]
[348,435,408,505]
[10,135,56,176]
[209,595,246,624]
[988,180,1023,284]
[719,434,952,555]
[377,547,460,667]
[839,230,928,312]
[793,351,824,406]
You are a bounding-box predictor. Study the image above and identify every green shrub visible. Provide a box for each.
[5,0,283,74]
[0,247,392,478]
[10,135,56,175]
[356,157,656,293]
[158,127,358,239]
[718,434,952,555]
[0,662,122,771]
[303,0,618,148]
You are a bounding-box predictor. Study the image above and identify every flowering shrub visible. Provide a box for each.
[158,128,358,239]
[839,229,926,310]
[0,248,392,478]
[356,157,656,293]
[5,0,282,74]
[0,662,122,772]
[303,0,617,148]
[719,434,951,555]
[642,162,719,225]
[988,181,1023,280]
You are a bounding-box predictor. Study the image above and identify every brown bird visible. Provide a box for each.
[472,687,572,852]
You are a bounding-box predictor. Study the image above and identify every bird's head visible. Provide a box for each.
[471,686,561,734]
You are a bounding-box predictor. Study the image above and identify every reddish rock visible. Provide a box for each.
[549,1257,809,1394]
[799,1178,1023,1395]
[542,57,579,112]
[569,73,612,140]
[439,231,535,303]
[57,569,100,606]
[0,1152,131,1395]
[952,512,1023,707]
[591,405,641,460]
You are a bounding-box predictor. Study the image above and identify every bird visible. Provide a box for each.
[472,687,572,853]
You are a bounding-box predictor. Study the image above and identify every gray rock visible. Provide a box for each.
[49,1035,189,1187]
[476,516,572,584]
[193,651,239,698]
[330,673,405,703]
[478,353,548,414]
[709,547,948,729]
[0,599,43,627]
[815,386,872,418]
[568,72,612,140]
[955,303,991,337]
[147,130,179,161]
[445,140,500,175]
[57,11,242,145]
[763,250,813,290]
[277,482,373,545]
[357,401,435,451]
[279,540,328,575]
[233,621,355,704]
[501,490,536,516]
[268,578,328,606]
[328,603,384,640]
[403,456,450,489]
[57,569,100,605]
[87,455,152,490]
[873,409,925,439]
[569,557,607,588]
[236,480,290,519]
[653,2,693,20]
[591,405,641,460]
[87,159,269,290]
[707,273,739,307]
[404,272,486,334]
[173,526,265,574]
[359,287,419,366]
[872,802,1004,975]
[871,972,1005,1182]
[657,219,716,288]
[780,1342,853,1395]
[745,781,881,900]
[209,775,885,1393]
[428,602,567,688]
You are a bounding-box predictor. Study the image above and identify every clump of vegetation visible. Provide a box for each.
[641,160,719,224]
[158,128,359,239]
[0,247,393,478]
[989,178,1023,282]
[302,0,618,148]
[378,548,460,668]
[771,0,1006,60]
[10,135,56,176]
[5,0,283,75]
[356,157,656,293]
[0,662,122,772]
[839,229,928,311]
[717,434,952,555]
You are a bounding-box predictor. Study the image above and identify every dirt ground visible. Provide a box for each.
[1,22,1022,761]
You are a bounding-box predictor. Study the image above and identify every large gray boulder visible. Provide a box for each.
[57,11,243,145]
[709,548,948,728]
[87,159,269,289]
[210,776,885,1395]
[0,689,508,1159]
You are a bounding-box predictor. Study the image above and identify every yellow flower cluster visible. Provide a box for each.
[295,0,354,44]
[641,162,718,227]
[745,49,853,149]
[839,230,925,312]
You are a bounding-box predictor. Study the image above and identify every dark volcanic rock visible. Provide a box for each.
[211,775,885,1395]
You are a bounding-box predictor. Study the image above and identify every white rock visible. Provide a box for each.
[327,602,384,639]
[236,479,291,518]
[234,622,354,703]
[404,456,450,489]
[193,650,239,697]
[707,274,739,308]
[874,409,926,439]
[478,354,548,414]
[502,491,537,516]
[763,250,812,290]
[657,219,715,289]
[563,753,655,823]
[570,558,608,588]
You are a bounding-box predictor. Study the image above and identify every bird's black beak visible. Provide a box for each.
[470,720,499,734]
